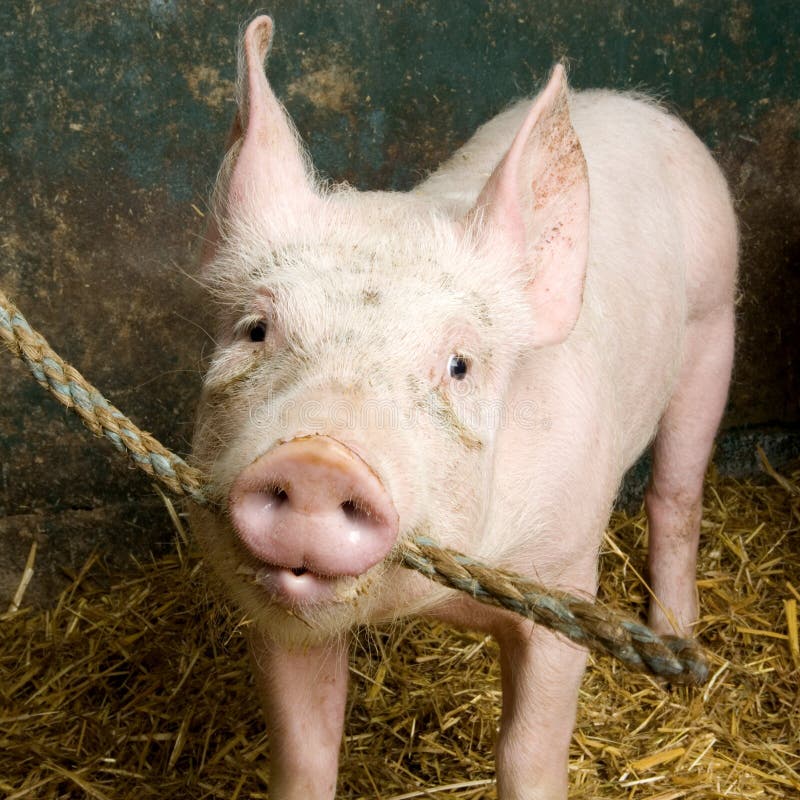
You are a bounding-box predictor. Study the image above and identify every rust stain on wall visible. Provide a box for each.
[185,65,235,109]
[288,60,360,113]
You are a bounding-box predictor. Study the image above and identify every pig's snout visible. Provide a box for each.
[228,436,399,604]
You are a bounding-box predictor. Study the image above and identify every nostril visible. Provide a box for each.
[272,485,288,503]
[340,498,371,523]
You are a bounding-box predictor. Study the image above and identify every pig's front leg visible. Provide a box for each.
[430,596,589,800]
[494,621,587,800]
[248,629,349,799]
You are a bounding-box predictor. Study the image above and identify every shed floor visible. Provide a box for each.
[1,463,798,799]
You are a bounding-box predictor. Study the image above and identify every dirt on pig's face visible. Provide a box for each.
[189,188,534,643]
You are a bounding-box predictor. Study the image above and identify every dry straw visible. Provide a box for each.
[2,460,798,798]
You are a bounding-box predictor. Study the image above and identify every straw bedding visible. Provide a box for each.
[1,463,798,799]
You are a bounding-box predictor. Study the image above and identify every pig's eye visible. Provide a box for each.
[235,316,269,343]
[248,321,268,342]
[448,354,470,380]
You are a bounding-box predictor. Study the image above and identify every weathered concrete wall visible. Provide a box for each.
[1,1,798,605]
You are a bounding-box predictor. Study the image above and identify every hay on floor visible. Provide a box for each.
[1,463,798,799]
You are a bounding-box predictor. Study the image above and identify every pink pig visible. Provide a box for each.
[189,15,737,799]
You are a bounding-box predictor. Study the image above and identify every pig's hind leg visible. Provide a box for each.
[645,302,735,637]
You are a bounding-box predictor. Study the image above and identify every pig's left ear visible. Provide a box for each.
[467,65,589,348]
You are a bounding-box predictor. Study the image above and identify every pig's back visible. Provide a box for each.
[414,87,725,243]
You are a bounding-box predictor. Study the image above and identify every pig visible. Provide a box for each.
[189,15,737,800]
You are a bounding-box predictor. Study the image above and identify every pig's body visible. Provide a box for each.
[412,95,736,797]
[418,92,684,567]
[190,17,736,800]
[414,90,735,589]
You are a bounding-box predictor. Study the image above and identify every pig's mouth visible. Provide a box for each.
[236,560,366,608]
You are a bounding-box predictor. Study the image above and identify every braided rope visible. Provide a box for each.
[403,538,707,685]
[0,288,708,685]
[0,289,205,506]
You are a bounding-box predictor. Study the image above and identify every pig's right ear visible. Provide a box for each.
[465,65,590,348]
[202,16,318,266]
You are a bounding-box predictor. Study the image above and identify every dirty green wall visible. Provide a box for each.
[1,1,798,603]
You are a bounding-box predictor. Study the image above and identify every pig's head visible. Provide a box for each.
[189,16,588,644]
